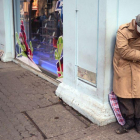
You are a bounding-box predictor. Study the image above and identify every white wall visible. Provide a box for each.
[77,0,98,73]
[0,0,5,51]
[63,0,76,88]
[118,0,140,27]
[63,0,107,104]
[56,0,116,126]
[1,0,15,62]
[104,0,118,102]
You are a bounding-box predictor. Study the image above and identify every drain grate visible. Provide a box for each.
[22,111,47,139]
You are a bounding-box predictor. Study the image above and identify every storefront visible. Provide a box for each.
[13,0,63,79]
[1,0,140,126]
[55,0,140,126]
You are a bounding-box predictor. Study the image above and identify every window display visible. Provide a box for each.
[15,0,63,77]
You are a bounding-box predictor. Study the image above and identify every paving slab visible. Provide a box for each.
[1,61,140,140]
[0,62,19,68]
[27,104,87,139]
[78,123,140,140]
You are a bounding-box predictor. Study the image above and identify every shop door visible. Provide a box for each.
[14,0,63,78]
[77,0,98,85]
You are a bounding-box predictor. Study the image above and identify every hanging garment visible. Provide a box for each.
[56,56,63,77]
[55,0,63,22]
[53,38,58,48]
[47,0,53,9]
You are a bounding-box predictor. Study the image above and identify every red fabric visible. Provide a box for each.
[53,38,58,48]
[57,63,63,77]
[57,57,63,77]
[19,20,33,59]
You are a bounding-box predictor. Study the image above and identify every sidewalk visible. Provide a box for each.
[0,61,140,140]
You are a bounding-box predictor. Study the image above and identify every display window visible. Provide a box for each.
[14,0,63,79]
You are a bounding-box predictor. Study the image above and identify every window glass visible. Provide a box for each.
[15,0,63,77]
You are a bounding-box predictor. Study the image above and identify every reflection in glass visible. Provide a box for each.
[17,0,63,76]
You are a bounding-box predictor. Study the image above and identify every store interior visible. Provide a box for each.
[18,0,63,76]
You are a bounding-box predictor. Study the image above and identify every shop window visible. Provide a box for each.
[15,0,63,79]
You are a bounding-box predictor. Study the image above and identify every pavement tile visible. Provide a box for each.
[2,61,140,140]
[2,134,15,140]
[1,105,11,112]
[0,129,9,136]
[6,102,16,108]
[27,104,87,139]
[25,125,34,131]
[35,94,44,100]
[9,129,20,138]
[10,107,20,114]
[36,134,44,140]
[10,118,21,127]
[15,125,26,132]
[23,136,38,140]
[27,101,38,108]
[79,125,140,140]
[48,137,61,140]
[27,95,38,101]
[37,98,52,108]
[48,97,60,104]
[20,131,31,138]
[20,119,32,127]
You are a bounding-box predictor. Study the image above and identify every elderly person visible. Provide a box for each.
[113,14,140,134]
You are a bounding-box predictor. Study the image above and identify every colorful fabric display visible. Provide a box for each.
[53,38,58,48]
[55,0,63,22]
[56,57,63,77]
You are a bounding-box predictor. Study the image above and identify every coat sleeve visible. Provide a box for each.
[116,31,140,61]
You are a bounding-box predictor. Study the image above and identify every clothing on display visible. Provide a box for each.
[17,0,63,76]
[55,0,63,22]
